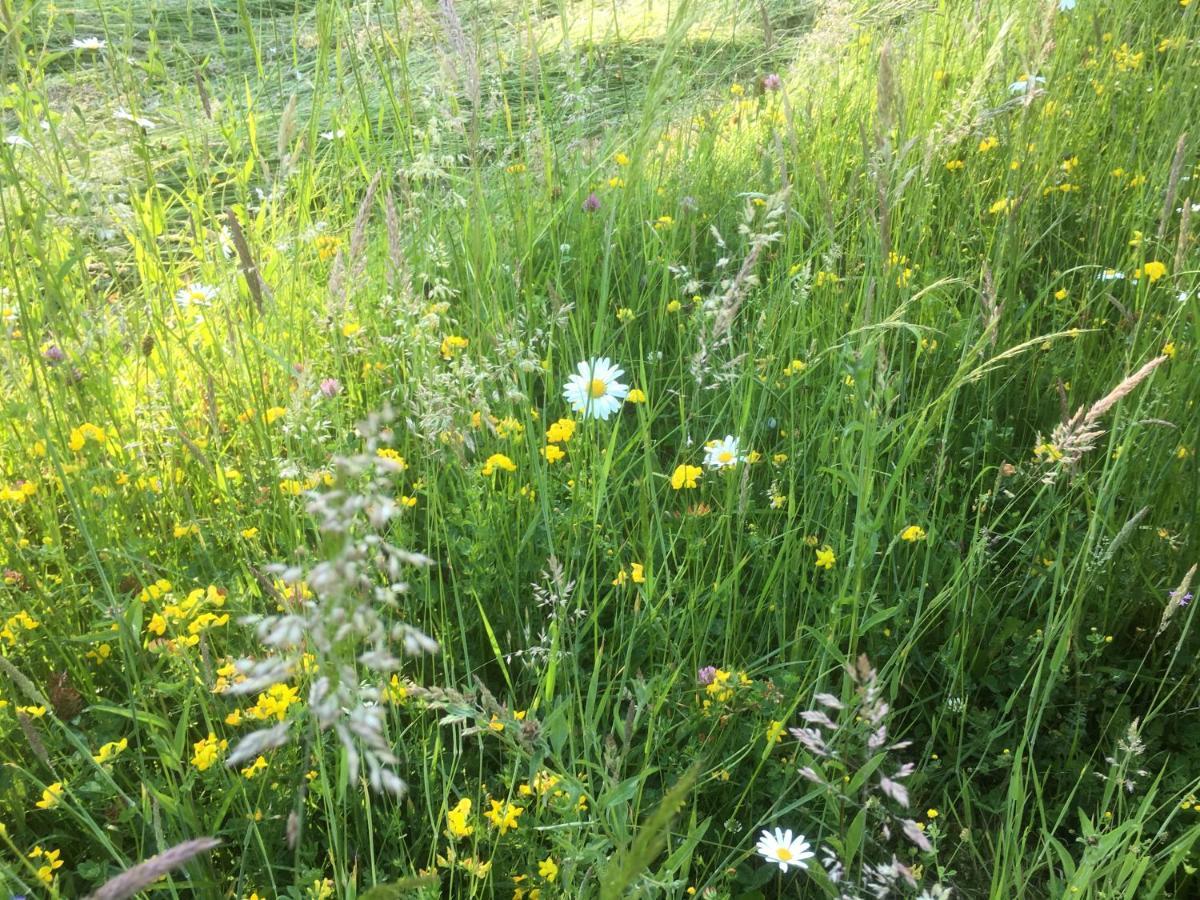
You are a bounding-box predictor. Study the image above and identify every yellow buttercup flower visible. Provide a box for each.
[815,546,837,569]
[900,525,927,542]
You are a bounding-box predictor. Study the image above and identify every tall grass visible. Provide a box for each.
[0,0,1198,896]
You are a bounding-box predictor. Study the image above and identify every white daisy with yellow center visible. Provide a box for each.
[755,827,813,873]
[174,283,217,309]
[563,357,629,420]
[703,435,743,469]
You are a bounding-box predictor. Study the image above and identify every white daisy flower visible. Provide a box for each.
[1096,269,1126,282]
[71,37,106,51]
[1008,75,1046,94]
[320,129,346,141]
[1058,0,1075,10]
[755,828,814,873]
[562,357,628,420]
[704,435,743,469]
[174,283,217,309]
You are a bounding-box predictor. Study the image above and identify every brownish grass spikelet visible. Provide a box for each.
[85,837,221,900]
[328,170,381,301]
[1039,355,1168,480]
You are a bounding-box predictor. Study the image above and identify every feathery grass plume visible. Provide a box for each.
[224,208,267,314]
[690,190,787,386]
[328,170,381,303]
[383,186,413,297]
[85,837,220,900]
[979,262,1002,348]
[1157,564,1197,638]
[229,407,438,795]
[925,15,1014,154]
[1157,132,1188,244]
[1094,505,1150,567]
[507,555,581,669]
[792,655,949,894]
[1176,196,1193,276]
[1037,355,1168,482]
[276,93,298,162]
[437,0,480,111]
[16,711,50,768]
[193,69,212,119]
[0,654,49,708]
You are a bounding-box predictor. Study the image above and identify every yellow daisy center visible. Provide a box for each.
[589,378,608,398]
[776,847,793,861]
[718,451,734,463]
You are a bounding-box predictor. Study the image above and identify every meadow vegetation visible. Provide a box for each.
[0,0,1198,896]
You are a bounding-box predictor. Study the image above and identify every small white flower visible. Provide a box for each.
[1008,75,1046,94]
[1058,0,1075,10]
[71,37,106,50]
[755,828,813,873]
[174,283,217,309]
[3,135,31,148]
[1097,269,1126,282]
[319,129,345,141]
[704,435,743,469]
[562,357,629,420]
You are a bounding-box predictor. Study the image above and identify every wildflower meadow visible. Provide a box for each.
[2,0,1199,896]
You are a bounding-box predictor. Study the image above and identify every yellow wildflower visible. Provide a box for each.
[36,782,64,810]
[482,453,516,476]
[670,464,702,490]
[191,733,228,771]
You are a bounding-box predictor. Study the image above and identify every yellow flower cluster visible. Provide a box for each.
[482,453,516,476]
[29,846,64,886]
[440,334,469,359]
[0,479,36,504]
[545,418,576,443]
[246,682,300,722]
[1,609,38,646]
[68,422,107,452]
[191,732,228,771]
[484,799,524,834]
[145,584,229,650]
